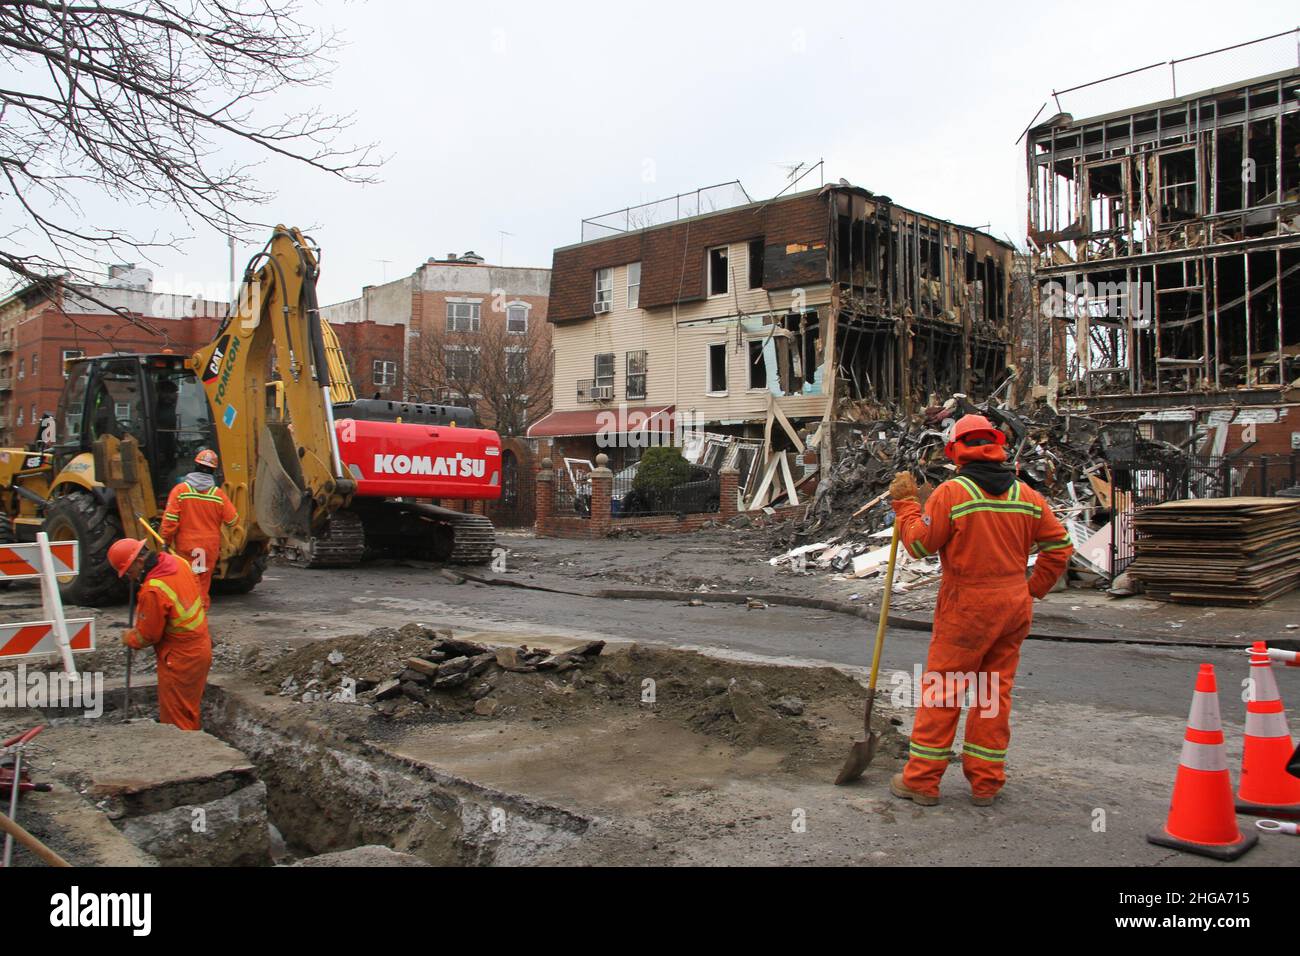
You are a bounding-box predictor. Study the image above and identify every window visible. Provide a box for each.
[748,239,764,289]
[708,246,728,296]
[1158,148,1198,223]
[446,301,481,332]
[17,359,23,381]
[748,340,768,389]
[15,407,22,427]
[30,353,38,376]
[505,348,527,385]
[594,268,613,310]
[506,304,528,334]
[594,352,615,390]
[61,349,83,378]
[707,343,727,394]
[626,350,647,400]
[626,262,641,310]
[444,346,480,383]
[373,359,397,386]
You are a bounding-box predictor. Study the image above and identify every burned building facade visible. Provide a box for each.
[1026,67,1300,455]
[533,182,1014,499]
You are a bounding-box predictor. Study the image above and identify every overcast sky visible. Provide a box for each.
[16,0,1300,305]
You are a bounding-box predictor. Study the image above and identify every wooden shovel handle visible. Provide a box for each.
[863,523,901,734]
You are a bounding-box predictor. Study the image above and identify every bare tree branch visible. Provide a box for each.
[0,0,381,337]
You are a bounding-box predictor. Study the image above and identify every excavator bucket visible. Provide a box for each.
[253,423,313,540]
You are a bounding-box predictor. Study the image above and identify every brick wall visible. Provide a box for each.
[329,320,406,401]
[548,190,830,324]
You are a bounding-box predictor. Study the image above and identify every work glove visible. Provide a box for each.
[121,628,141,650]
[889,472,919,502]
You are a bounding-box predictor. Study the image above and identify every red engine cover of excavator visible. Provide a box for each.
[335,418,502,500]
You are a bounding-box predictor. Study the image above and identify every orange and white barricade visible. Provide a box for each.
[0,533,94,676]
[1265,647,1299,669]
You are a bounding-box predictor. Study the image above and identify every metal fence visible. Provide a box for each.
[1108,452,1300,575]
[552,468,582,517]
[609,468,720,518]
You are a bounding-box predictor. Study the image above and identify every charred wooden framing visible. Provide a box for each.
[1026,68,1300,408]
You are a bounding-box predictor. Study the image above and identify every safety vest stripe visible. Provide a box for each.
[909,742,953,760]
[1037,538,1072,551]
[962,743,1007,761]
[178,493,223,502]
[908,539,932,559]
[163,512,179,521]
[952,502,1042,520]
[1179,739,1228,773]
[1009,482,1022,502]
[952,476,982,501]
[146,579,206,632]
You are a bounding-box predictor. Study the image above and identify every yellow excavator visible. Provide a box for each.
[0,226,502,605]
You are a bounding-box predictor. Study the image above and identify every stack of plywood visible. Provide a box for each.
[1127,497,1300,606]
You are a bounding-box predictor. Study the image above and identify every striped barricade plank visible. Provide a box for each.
[0,541,78,580]
[0,618,95,659]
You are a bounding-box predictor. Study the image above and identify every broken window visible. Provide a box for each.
[1247,118,1278,207]
[1158,148,1198,223]
[748,239,764,290]
[1215,126,1244,212]
[708,246,728,296]
[626,350,646,400]
[594,352,614,391]
[1085,161,1126,235]
[707,342,727,393]
[747,340,767,390]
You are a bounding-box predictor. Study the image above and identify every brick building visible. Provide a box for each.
[321,251,552,435]
[0,269,404,448]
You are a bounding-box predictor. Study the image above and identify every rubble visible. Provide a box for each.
[767,394,1118,586]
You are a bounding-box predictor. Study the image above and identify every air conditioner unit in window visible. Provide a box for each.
[593,300,611,314]
[591,385,614,400]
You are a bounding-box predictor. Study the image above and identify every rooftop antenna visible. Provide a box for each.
[498,230,515,266]
[373,258,392,281]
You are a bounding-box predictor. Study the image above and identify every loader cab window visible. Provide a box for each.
[150,362,216,492]
[87,359,146,445]
[52,360,91,469]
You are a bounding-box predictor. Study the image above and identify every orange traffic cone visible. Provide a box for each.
[1236,642,1300,817]
[1148,664,1257,860]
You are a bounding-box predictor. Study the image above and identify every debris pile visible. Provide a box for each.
[1126,497,1300,606]
[768,396,1116,584]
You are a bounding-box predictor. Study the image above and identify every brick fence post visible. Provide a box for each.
[719,465,739,519]
[534,457,554,536]
[589,453,613,538]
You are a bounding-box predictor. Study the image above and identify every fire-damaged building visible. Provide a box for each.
[1025,65,1300,460]
[530,181,1015,508]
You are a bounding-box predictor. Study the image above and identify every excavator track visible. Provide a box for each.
[286,508,367,568]
[439,511,496,565]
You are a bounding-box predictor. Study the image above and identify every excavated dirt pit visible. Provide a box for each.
[13,627,910,866]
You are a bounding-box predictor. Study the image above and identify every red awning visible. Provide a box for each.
[527,404,675,439]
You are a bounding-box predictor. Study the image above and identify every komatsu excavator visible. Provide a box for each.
[0,226,501,605]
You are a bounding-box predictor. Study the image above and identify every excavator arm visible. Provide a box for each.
[191,226,354,559]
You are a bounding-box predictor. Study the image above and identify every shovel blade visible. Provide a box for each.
[833,732,880,785]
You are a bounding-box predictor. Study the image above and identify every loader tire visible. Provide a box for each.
[211,554,267,596]
[42,490,128,607]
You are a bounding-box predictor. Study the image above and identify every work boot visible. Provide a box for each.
[890,773,939,806]
[970,791,1000,807]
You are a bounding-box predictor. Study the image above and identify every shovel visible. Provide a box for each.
[834,520,901,785]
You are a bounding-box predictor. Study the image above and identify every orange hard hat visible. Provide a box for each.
[195,449,219,469]
[945,414,1006,459]
[108,538,147,578]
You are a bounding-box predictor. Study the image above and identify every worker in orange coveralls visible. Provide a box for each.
[887,414,1073,806]
[160,449,237,609]
[110,538,212,731]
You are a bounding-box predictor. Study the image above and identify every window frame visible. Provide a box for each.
[61,348,84,378]
[626,262,641,310]
[707,246,729,297]
[707,342,728,395]
[505,302,530,334]
[372,359,397,387]
[593,352,615,392]
[748,239,764,290]
[747,340,768,390]
[594,268,614,310]
[626,350,647,400]
[443,344,482,383]
[445,300,482,333]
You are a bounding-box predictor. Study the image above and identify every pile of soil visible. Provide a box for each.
[260,623,907,770]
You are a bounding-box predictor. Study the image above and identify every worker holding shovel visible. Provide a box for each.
[886,414,1073,807]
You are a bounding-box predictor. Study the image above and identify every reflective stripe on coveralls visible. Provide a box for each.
[145,578,206,634]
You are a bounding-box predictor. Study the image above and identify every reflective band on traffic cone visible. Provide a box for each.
[1265,647,1299,668]
[1148,664,1257,861]
[1236,642,1300,818]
